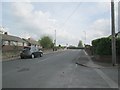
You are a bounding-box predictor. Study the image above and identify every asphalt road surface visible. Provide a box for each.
[2,49,118,88]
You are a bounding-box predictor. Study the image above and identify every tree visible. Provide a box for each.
[38,36,53,49]
[78,40,83,47]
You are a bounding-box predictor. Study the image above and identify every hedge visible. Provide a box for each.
[116,38,120,55]
[92,38,101,55]
[92,37,120,55]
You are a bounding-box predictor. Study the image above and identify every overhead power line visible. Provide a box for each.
[61,3,81,29]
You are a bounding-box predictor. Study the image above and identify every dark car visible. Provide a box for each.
[20,46,43,59]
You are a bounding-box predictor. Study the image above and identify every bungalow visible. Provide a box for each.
[1,33,27,50]
[116,31,120,38]
[1,33,42,60]
[1,33,27,59]
[22,38,42,49]
[109,31,120,39]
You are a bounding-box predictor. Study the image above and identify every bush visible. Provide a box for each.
[92,38,101,55]
[116,38,120,55]
[92,37,120,55]
[96,38,112,55]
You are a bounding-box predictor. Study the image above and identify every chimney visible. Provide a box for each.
[4,32,8,35]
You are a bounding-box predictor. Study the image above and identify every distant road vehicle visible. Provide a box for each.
[20,46,43,59]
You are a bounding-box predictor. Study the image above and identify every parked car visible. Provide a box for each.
[20,46,43,59]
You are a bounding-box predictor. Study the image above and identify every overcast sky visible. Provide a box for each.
[0,0,118,46]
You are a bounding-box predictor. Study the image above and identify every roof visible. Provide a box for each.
[109,32,120,38]
[23,38,39,45]
[118,32,120,37]
[1,34,26,43]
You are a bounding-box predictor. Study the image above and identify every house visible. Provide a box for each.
[22,38,42,48]
[1,33,27,49]
[1,32,42,60]
[109,31,120,39]
[1,33,27,59]
[116,31,120,38]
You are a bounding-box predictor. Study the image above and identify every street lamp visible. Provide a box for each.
[83,31,86,46]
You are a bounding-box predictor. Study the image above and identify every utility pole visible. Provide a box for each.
[111,0,116,66]
[54,30,56,47]
[53,30,56,51]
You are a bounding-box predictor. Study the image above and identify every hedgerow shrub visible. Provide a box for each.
[92,37,120,55]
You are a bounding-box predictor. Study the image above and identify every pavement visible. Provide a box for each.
[2,49,119,88]
[75,50,119,88]
[76,50,119,69]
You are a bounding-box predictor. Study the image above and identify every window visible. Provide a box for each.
[23,43,27,46]
[2,40,9,45]
[18,42,23,46]
[10,41,17,46]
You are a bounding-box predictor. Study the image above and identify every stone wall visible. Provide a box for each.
[2,45,24,60]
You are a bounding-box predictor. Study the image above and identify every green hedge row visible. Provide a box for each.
[92,37,120,55]
[116,38,120,55]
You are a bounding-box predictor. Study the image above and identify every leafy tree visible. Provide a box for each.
[78,40,83,47]
[38,36,53,48]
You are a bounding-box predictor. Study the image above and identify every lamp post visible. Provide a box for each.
[111,0,116,66]
[83,31,86,46]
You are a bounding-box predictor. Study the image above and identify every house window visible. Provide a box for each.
[18,42,23,46]
[24,43,27,46]
[2,40,9,45]
[10,41,17,46]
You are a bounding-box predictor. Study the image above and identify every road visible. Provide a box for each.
[2,49,118,88]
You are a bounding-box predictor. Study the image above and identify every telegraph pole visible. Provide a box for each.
[111,0,116,66]
[54,30,56,47]
[53,30,56,51]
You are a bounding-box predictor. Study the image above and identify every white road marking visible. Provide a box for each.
[85,52,118,88]
[83,50,88,55]
[94,68,118,88]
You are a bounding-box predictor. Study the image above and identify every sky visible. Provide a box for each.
[0,0,119,46]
